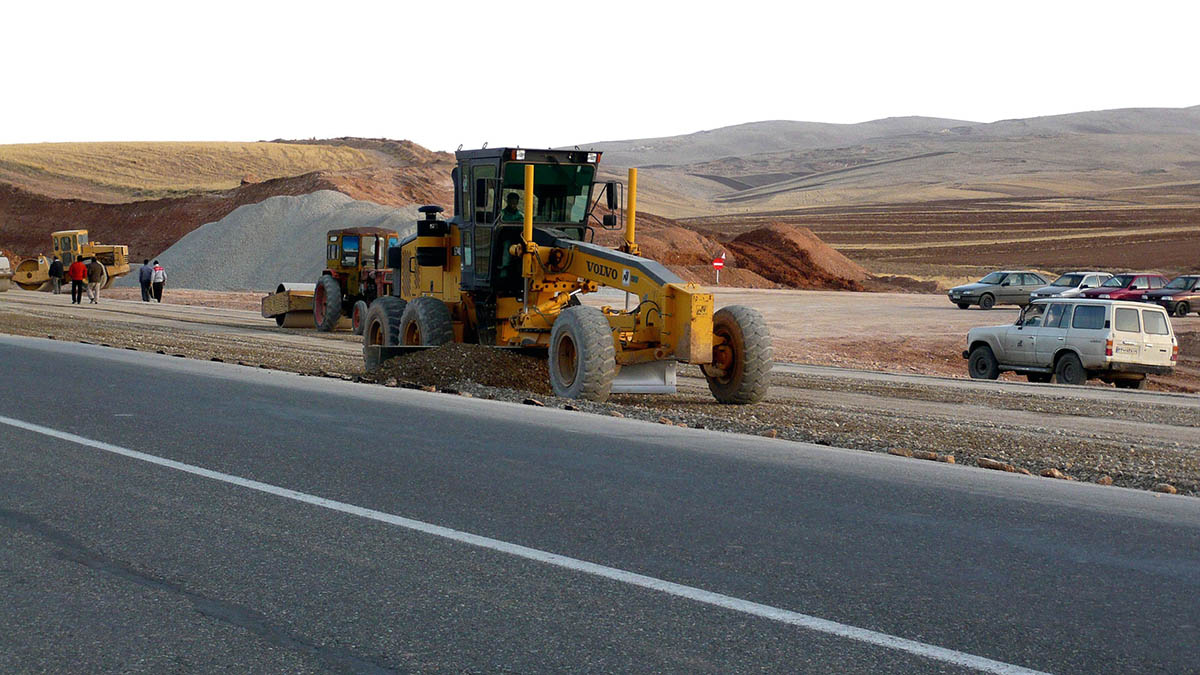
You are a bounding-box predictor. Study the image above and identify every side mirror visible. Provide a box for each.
[1080,285,1090,289]
[606,181,618,210]
[602,214,617,228]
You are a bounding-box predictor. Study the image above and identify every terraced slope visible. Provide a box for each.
[0,141,380,202]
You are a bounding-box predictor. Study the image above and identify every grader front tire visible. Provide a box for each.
[362,296,407,370]
[549,306,616,402]
[703,305,773,404]
[399,296,454,346]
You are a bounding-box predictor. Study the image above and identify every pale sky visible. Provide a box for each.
[3,0,1197,151]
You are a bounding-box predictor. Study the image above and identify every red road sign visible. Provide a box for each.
[712,257,725,270]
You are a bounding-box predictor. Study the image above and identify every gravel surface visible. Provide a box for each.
[116,191,419,291]
[3,302,1196,498]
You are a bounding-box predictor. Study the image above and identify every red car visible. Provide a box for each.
[1078,272,1169,300]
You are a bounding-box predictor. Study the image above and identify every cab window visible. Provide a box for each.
[1114,308,1140,333]
[473,164,497,223]
[1072,305,1106,330]
[1142,310,1169,335]
[1019,304,1045,326]
[340,236,359,267]
[1043,303,1069,328]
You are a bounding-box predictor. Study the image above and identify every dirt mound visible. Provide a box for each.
[271,137,454,167]
[0,166,452,262]
[726,223,869,290]
[670,265,778,288]
[365,343,550,393]
[591,211,726,266]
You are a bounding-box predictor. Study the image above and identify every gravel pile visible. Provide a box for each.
[118,190,419,291]
[363,344,552,393]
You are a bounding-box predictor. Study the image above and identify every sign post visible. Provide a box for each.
[712,252,725,285]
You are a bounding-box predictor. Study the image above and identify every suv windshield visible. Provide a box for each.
[979,272,1007,284]
[1101,275,1133,288]
[1051,274,1083,287]
[1165,276,1197,290]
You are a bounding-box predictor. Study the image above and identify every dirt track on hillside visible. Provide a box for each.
[2,287,1197,497]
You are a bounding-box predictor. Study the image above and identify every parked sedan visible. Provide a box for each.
[1079,273,1169,301]
[1028,271,1112,301]
[1141,275,1200,316]
[948,270,1048,309]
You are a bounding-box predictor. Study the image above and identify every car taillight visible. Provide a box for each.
[1105,339,1113,357]
[1172,345,1179,362]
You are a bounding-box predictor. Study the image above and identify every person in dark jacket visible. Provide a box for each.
[86,257,105,304]
[138,259,153,301]
[48,256,64,294]
[67,257,88,304]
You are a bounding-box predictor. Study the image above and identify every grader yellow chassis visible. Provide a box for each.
[363,148,771,403]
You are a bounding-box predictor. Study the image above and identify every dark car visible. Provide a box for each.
[948,270,1047,309]
[1140,275,1200,316]
[1079,273,1169,301]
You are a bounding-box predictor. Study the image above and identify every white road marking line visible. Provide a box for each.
[1,414,1046,675]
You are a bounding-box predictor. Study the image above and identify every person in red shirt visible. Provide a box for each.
[67,257,88,305]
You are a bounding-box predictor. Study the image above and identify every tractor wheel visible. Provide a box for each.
[313,274,343,332]
[702,305,773,404]
[399,296,454,346]
[549,305,616,402]
[351,300,369,336]
[362,296,407,370]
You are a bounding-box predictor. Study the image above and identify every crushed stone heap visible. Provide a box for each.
[119,190,419,291]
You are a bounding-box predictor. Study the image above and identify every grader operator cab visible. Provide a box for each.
[13,230,130,291]
[363,147,772,403]
[314,227,402,333]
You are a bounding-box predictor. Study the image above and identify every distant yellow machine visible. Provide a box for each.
[13,229,131,291]
[362,147,773,403]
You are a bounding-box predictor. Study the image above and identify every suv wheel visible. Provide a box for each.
[979,293,995,310]
[968,345,1000,380]
[1054,353,1086,385]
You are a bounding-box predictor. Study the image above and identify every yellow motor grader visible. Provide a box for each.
[362,147,771,403]
[13,229,130,291]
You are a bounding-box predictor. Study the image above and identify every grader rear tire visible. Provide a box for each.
[549,306,616,402]
[362,296,407,370]
[313,274,343,332]
[702,305,773,404]
[399,296,453,346]
[351,300,369,336]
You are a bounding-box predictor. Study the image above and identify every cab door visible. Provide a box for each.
[1139,308,1175,367]
[1034,303,1071,363]
[1002,305,1043,365]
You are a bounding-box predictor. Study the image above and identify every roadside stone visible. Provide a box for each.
[1096,475,1114,486]
[1152,483,1178,494]
[911,450,938,461]
[562,403,577,410]
[760,429,778,438]
[420,385,437,392]
[939,454,956,464]
[383,378,399,387]
[1040,468,1073,480]
[609,411,624,418]
[888,448,913,457]
[523,398,545,407]
[658,417,673,425]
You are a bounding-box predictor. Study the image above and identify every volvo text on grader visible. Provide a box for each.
[362,147,772,403]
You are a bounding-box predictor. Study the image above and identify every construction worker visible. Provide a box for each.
[138,259,153,301]
[48,255,64,294]
[151,260,167,302]
[86,257,104,304]
[67,257,88,305]
[500,192,524,222]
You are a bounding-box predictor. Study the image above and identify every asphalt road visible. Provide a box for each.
[1,335,1198,673]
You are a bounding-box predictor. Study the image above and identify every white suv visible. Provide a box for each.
[964,299,1177,388]
[1028,271,1112,301]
